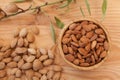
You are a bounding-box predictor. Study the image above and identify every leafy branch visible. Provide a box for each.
[0,0,73,21]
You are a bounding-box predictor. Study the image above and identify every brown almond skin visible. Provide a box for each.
[100,51,107,58]
[88,24,97,29]
[77,53,82,59]
[82,25,92,31]
[90,34,98,41]
[62,45,68,53]
[78,48,88,56]
[91,55,95,63]
[79,59,85,63]
[81,21,88,26]
[93,51,98,61]
[86,31,94,38]
[70,42,79,47]
[91,40,97,49]
[65,54,75,62]
[73,59,79,65]
[104,41,109,50]
[68,47,74,54]
[75,25,82,31]
[71,34,78,42]
[85,43,91,52]
[80,36,89,43]
[62,38,70,44]
[95,28,104,34]
[69,23,77,30]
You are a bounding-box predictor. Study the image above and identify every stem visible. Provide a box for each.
[0,0,65,21]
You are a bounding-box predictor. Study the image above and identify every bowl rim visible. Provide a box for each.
[58,17,111,70]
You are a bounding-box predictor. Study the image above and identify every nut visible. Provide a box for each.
[17,37,24,47]
[39,48,47,55]
[26,55,35,62]
[7,62,17,68]
[0,62,5,69]
[18,59,24,68]
[15,47,27,54]
[53,72,61,80]
[43,59,53,66]
[19,28,28,37]
[15,69,22,78]
[65,54,74,62]
[47,70,54,79]
[10,38,18,48]
[27,32,35,43]
[28,48,36,54]
[0,70,6,78]
[5,3,19,13]
[39,68,48,74]
[33,59,43,71]
[91,40,97,49]
[40,75,47,80]
[39,55,48,61]
[21,63,32,70]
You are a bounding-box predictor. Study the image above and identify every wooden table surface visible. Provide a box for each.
[0,0,120,80]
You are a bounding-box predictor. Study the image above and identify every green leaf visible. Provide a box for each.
[80,6,85,17]
[54,17,64,29]
[50,22,56,43]
[13,0,26,3]
[85,0,91,15]
[59,0,72,8]
[102,0,107,21]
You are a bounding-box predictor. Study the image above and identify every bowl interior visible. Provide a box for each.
[58,18,111,70]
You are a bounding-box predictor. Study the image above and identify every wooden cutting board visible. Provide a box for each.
[0,0,120,80]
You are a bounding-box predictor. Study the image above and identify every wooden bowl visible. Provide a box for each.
[58,17,111,70]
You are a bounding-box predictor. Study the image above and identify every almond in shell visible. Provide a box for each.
[33,59,43,71]
[21,63,32,70]
[10,38,18,48]
[43,59,53,66]
[27,32,35,43]
[19,28,28,37]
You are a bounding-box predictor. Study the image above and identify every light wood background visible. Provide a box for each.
[0,0,120,80]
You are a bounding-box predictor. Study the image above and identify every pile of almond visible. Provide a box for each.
[62,20,109,67]
[0,27,63,80]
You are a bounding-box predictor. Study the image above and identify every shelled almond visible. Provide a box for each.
[62,20,109,67]
[0,27,63,80]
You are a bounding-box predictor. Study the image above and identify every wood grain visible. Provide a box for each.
[0,0,120,80]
